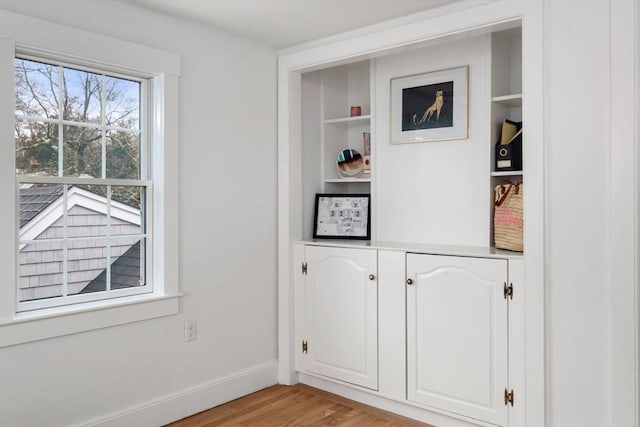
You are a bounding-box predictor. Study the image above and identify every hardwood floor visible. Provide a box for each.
[166,384,432,426]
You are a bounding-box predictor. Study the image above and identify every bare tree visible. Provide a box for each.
[15,58,141,207]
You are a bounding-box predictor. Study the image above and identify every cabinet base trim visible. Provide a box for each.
[299,373,501,427]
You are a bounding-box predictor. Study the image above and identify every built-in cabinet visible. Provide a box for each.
[294,242,522,427]
[407,254,509,426]
[295,245,378,390]
[289,18,528,427]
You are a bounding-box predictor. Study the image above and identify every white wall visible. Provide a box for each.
[0,2,278,426]
[2,1,638,427]
[374,36,491,245]
[544,1,634,426]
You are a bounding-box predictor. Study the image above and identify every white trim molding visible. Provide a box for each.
[299,373,491,427]
[609,1,638,426]
[0,10,180,77]
[82,361,278,427]
[0,293,180,348]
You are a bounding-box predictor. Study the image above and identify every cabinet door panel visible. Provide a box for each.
[407,254,508,426]
[304,246,378,390]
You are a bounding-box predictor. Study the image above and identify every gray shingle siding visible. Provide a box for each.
[18,203,140,302]
[19,185,64,227]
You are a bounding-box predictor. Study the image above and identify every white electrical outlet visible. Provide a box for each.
[184,319,197,342]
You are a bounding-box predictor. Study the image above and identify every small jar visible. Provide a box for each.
[350,106,362,117]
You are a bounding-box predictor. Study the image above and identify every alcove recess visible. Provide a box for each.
[300,60,373,239]
[299,26,523,249]
[284,15,536,427]
[490,27,523,249]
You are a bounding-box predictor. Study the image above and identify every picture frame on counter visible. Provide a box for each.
[313,194,371,240]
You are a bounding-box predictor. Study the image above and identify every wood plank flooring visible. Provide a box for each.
[166,384,432,427]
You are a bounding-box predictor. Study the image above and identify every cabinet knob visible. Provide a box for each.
[407,278,413,285]
[369,274,375,281]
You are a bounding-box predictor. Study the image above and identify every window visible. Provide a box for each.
[15,57,151,311]
[0,12,180,347]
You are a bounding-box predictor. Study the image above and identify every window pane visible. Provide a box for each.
[74,237,144,294]
[15,120,59,176]
[110,237,144,290]
[105,76,140,129]
[63,125,102,178]
[67,238,107,296]
[106,131,139,179]
[15,58,59,119]
[63,68,101,124]
[19,184,64,236]
[19,183,65,302]
[110,186,143,236]
[19,243,64,302]
[67,185,109,238]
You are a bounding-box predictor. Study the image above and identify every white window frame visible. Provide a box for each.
[0,10,181,347]
[15,55,153,312]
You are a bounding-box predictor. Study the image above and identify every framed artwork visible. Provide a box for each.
[313,194,371,240]
[390,65,468,144]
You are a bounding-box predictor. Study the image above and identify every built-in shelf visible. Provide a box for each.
[491,93,522,108]
[324,177,371,183]
[324,115,371,125]
[491,170,523,177]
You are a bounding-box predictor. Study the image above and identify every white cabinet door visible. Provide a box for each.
[407,254,508,426]
[298,245,378,390]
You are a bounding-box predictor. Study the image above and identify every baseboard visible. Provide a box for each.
[299,373,490,427]
[82,360,279,427]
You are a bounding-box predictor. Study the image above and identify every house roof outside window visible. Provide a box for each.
[18,185,142,301]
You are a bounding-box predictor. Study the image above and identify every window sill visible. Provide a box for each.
[0,292,182,348]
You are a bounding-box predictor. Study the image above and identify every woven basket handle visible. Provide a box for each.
[495,182,520,207]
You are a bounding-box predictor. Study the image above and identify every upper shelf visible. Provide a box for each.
[324,115,371,125]
[324,177,371,183]
[491,170,523,177]
[491,93,522,108]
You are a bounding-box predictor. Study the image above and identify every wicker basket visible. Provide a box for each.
[494,182,523,252]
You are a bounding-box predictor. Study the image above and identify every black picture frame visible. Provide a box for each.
[313,193,371,240]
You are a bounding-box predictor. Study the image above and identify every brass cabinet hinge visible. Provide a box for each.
[503,282,513,300]
[302,262,308,275]
[302,340,308,354]
[504,388,515,406]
